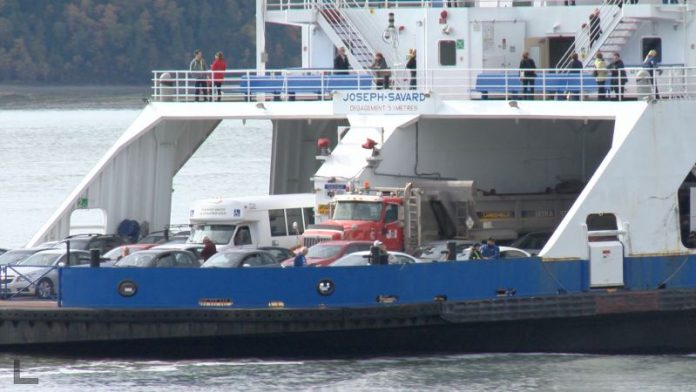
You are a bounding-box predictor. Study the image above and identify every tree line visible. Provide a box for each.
[0,0,300,85]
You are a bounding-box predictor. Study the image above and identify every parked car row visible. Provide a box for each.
[1,231,547,300]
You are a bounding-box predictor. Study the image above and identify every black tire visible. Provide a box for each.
[36,278,54,299]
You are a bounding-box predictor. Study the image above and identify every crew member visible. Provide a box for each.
[294,247,308,267]
[468,243,483,260]
[480,237,500,259]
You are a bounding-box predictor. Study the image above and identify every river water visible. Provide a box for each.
[2,87,696,391]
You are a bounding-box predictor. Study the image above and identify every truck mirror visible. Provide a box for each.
[292,221,299,234]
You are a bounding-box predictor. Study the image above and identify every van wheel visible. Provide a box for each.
[36,279,54,299]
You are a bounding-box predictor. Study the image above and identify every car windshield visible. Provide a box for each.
[307,245,343,259]
[138,233,165,244]
[333,201,383,221]
[0,251,35,266]
[202,252,245,268]
[115,253,156,267]
[17,252,62,266]
[189,224,236,245]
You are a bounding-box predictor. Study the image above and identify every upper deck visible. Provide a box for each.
[152,66,696,105]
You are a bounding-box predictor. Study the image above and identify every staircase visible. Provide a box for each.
[557,4,641,69]
[316,1,376,71]
[403,184,423,254]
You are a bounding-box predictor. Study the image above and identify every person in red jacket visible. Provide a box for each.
[211,51,227,102]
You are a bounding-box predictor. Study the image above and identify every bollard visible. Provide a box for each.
[65,240,70,266]
[90,249,101,268]
[164,228,170,242]
[446,241,457,261]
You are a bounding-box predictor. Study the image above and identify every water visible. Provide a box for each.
[2,353,696,391]
[2,88,696,391]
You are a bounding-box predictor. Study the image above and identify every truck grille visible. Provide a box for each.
[303,236,332,247]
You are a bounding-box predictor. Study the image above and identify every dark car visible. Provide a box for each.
[0,247,51,266]
[56,234,125,254]
[113,250,201,268]
[201,250,279,268]
[258,246,295,263]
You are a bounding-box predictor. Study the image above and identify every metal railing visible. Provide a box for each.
[266,0,691,11]
[1,264,60,300]
[151,66,696,102]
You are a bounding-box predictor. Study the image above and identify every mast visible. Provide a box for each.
[256,0,266,74]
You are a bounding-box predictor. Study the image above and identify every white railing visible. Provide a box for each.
[266,0,691,11]
[151,66,696,102]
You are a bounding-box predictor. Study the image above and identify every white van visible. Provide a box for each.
[188,193,315,250]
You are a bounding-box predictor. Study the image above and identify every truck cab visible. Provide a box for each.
[302,194,404,251]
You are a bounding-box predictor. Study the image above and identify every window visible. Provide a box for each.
[259,253,277,265]
[303,207,315,227]
[156,254,175,267]
[384,204,399,223]
[346,243,372,254]
[241,254,263,267]
[286,208,304,235]
[234,226,252,246]
[268,209,287,237]
[439,40,456,66]
[641,37,662,63]
[586,213,618,231]
[174,252,198,267]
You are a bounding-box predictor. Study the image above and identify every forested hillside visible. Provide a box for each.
[0,0,300,84]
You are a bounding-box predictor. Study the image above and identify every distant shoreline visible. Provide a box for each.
[0,85,150,110]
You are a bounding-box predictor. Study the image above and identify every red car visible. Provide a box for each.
[281,240,374,267]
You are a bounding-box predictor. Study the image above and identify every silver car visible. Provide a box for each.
[2,249,91,298]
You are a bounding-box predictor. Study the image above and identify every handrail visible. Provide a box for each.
[1,264,61,300]
[265,0,689,11]
[556,2,623,70]
[151,66,696,102]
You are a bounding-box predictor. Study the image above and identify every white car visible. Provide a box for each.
[329,251,421,266]
[2,249,91,298]
[457,246,531,260]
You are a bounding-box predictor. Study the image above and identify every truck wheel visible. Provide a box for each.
[36,278,54,299]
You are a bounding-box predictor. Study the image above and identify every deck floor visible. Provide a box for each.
[0,299,57,309]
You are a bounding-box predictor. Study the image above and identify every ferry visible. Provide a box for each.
[2,0,696,356]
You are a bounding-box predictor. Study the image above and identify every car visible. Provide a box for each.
[201,249,280,268]
[0,247,51,266]
[151,243,205,260]
[113,250,201,268]
[329,251,420,267]
[101,244,157,261]
[55,234,125,254]
[280,240,374,267]
[1,249,91,298]
[457,246,532,260]
[412,240,478,261]
[258,246,295,263]
[510,231,552,255]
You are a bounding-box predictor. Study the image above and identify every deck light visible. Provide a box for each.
[317,138,331,155]
[361,138,378,150]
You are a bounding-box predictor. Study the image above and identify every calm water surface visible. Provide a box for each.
[1,88,696,391]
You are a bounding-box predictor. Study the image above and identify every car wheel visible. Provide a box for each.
[36,278,54,299]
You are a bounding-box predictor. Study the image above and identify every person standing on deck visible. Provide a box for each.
[200,236,217,261]
[643,49,660,99]
[406,49,417,90]
[480,238,500,260]
[370,53,391,89]
[568,52,584,101]
[210,51,227,102]
[594,52,609,101]
[519,51,537,100]
[608,52,627,101]
[189,49,208,102]
[293,247,308,267]
[334,47,350,75]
